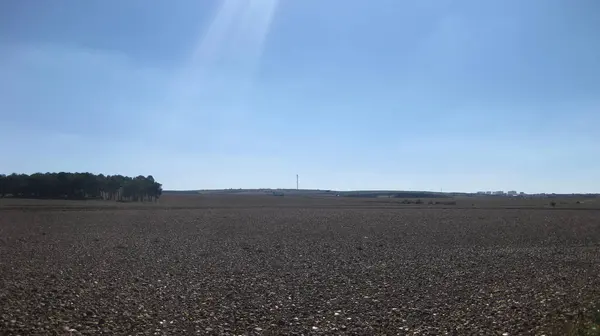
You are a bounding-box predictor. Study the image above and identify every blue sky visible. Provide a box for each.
[1,0,599,193]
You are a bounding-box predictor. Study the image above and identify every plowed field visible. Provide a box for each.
[1,196,599,335]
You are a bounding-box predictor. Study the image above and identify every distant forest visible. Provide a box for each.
[0,173,162,201]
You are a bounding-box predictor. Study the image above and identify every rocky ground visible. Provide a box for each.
[1,197,599,335]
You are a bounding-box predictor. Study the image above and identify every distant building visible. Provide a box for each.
[507,190,518,196]
[493,191,505,195]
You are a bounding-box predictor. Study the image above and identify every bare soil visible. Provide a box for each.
[1,195,599,335]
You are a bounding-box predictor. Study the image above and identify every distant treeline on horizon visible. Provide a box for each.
[163,189,450,199]
[0,172,162,201]
[163,189,599,198]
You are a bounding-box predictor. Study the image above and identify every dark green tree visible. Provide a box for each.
[0,172,162,202]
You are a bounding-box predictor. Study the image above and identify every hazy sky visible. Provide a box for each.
[1,0,599,192]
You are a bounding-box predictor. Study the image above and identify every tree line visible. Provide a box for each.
[0,172,162,202]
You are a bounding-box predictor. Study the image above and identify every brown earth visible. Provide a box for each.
[1,195,599,335]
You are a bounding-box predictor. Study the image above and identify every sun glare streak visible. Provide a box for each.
[186,0,243,72]
[230,0,280,75]
[174,0,243,100]
[162,0,280,135]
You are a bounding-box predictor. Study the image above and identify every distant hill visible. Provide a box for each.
[163,189,336,196]
[340,191,448,198]
[162,189,449,198]
[162,190,202,195]
[163,189,600,198]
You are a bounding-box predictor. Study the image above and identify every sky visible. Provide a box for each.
[1,0,599,193]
